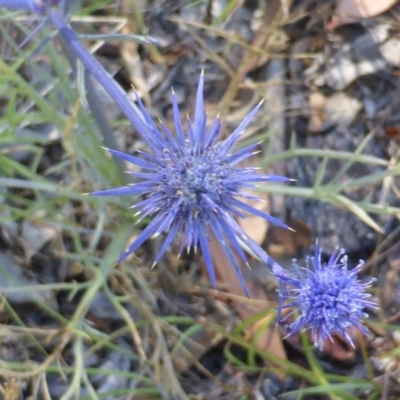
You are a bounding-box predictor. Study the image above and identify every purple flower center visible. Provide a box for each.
[157,145,235,217]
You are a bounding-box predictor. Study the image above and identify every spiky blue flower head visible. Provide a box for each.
[277,244,377,348]
[89,73,292,295]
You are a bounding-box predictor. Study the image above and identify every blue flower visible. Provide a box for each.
[277,244,377,348]
[89,74,292,295]
[1,0,291,294]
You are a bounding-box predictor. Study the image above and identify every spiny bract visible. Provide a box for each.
[277,244,377,348]
[90,74,291,295]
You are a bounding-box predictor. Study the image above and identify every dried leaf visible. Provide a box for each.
[329,0,398,29]
[4,380,22,400]
[269,219,312,257]
[208,233,287,361]
[308,91,327,133]
[237,191,270,245]
[322,333,359,361]
[238,280,286,365]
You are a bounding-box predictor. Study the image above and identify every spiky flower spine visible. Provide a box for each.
[276,244,377,348]
[90,74,292,295]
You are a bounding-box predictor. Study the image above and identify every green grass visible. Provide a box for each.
[0,2,394,399]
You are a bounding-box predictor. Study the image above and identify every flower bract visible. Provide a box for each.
[277,244,377,348]
[89,74,291,295]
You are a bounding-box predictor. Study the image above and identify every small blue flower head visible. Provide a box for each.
[278,244,377,348]
[90,73,292,295]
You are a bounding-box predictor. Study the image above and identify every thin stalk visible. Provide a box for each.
[48,9,151,147]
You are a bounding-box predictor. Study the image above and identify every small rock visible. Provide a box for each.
[379,38,400,65]
[309,29,388,90]
[21,219,59,254]
[323,92,362,131]
[0,253,55,306]
[308,92,362,132]
[323,57,386,91]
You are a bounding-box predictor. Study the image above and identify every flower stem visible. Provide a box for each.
[48,8,151,146]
